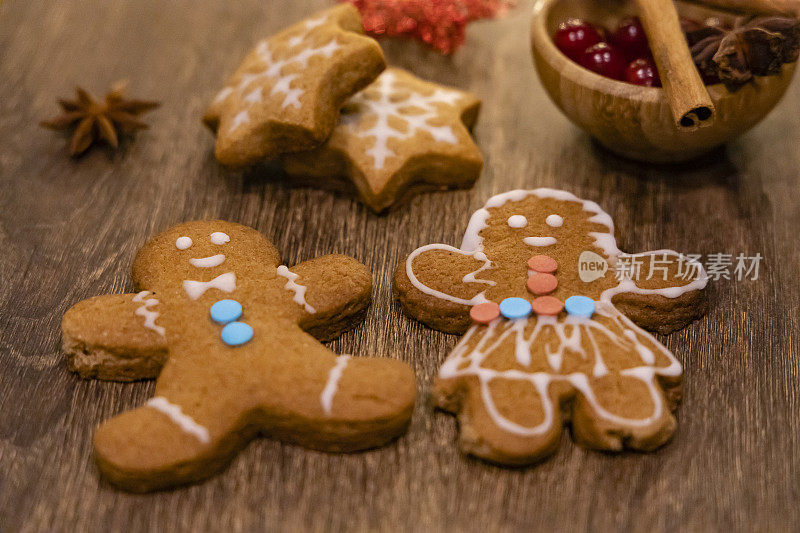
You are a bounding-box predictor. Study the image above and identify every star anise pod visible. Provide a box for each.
[688,16,800,91]
[41,81,159,156]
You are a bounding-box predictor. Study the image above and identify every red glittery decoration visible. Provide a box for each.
[343,0,515,54]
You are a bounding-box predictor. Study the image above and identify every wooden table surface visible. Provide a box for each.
[1,0,799,531]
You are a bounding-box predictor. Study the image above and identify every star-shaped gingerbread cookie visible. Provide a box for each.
[203,4,386,166]
[281,67,483,212]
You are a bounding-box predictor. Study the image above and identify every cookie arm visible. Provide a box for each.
[394,245,492,335]
[284,254,372,342]
[61,293,168,381]
[609,250,708,335]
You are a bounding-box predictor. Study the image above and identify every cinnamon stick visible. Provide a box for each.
[634,0,716,130]
[689,0,800,16]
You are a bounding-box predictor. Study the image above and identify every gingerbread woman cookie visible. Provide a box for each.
[203,4,386,166]
[62,221,415,491]
[394,189,708,464]
[281,68,483,212]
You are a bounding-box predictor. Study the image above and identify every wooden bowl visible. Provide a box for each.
[531,0,798,163]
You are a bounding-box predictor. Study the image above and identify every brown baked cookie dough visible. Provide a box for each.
[394,188,707,465]
[282,67,483,212]
[63,220,415,492]
[203,4,385,166]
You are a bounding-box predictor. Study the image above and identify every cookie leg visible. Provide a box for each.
[570,373,677,452]
[278,356,416,452]
[93,400,242,492]
[437,376,564,465]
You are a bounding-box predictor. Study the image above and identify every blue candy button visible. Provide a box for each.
[210,299,242,324]
[499,297,532,320]
[565,295,595,318]
[221,321,253,346]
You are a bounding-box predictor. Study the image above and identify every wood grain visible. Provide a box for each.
[0,0,798,531]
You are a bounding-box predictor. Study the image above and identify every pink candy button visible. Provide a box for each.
[470,302,501,324]
[527,254,558,273]
[527,273,558,295]
[531,296,564,316]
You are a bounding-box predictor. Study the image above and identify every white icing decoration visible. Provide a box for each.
[189,254,226,268]
[320,355,350,415]
[212,86,233,104]
[229,110,249,132]
[524,236,557,247]
[546,214,563,227]
[341,70,461,170]
[439,302,681,436]
[304,16,325,29]
[183,272,236,300]
[460,208,490,252]
[599,250,709,301]
[147,396,210,444]
[210,232,230,245]
[406,244,494,306]
[213,14,342,133]
[132,291,165,337]
[405,188,708,307]
[461,251,495,286]
[175,236,193,250]
[402,187,710,442]
[507,215,527,228]
[276,265,317,314]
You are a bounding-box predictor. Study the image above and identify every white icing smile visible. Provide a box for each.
[524,236,557,247]
[189,254,226,268]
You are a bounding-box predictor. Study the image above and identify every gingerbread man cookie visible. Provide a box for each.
[282,68,483,212]
[203,4,385,166]
[394,189,708,464]
[62,221,415,491]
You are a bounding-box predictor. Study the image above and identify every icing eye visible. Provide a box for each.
[210,232,230,245]
[546,214,563,227]
[176,236,193,250]
[507,215,527,228]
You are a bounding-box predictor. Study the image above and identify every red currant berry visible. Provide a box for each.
[612,17,650,59]
[554,18,603,62]
[579,42,626,80]
[625,57,661,87]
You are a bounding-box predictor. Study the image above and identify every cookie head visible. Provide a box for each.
[131,221,280,294]
[464,189,619,303]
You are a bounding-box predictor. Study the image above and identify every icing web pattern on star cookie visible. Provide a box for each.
[341,70,463,170]
[212,15,343,134]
